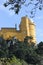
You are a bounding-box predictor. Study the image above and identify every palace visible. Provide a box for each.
[0,16,36,43]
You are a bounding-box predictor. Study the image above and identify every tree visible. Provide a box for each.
[24,36,33,43]
[0,36,42,65]
[8,37,40,65]
[4,0,43,17]
[0,37,8,58]
[35,41,43,55]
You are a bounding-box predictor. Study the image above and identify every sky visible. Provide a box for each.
[0,0,43,43]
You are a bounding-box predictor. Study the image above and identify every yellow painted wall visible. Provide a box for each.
[29,23,36,43]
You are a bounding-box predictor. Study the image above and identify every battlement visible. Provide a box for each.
[1,28,17,32]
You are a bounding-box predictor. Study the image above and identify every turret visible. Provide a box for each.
[29,19,36,43]
[19,16,36,43]
[20,17,30,36]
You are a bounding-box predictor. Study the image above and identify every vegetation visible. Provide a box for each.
[0,36,43,65]
[4,0,43,17]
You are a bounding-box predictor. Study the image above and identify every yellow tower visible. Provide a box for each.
[20,17,30,36]
[20,16,36,43]
[29,19,36,43]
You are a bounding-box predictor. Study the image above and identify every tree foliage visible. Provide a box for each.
[0,37,8,58]
[0,36,43,65]
[4,0,43,17]
[35,41,43,55]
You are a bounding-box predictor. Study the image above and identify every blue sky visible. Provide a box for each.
[0,0,43,43]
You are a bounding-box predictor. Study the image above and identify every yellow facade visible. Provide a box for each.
[0,16,36,43]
